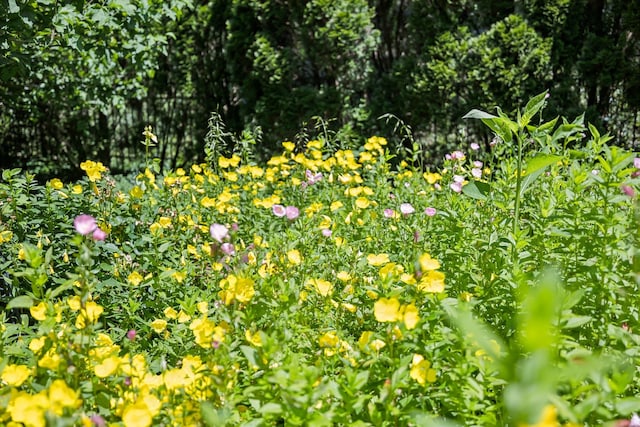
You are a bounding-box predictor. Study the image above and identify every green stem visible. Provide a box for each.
[512,132,524,262]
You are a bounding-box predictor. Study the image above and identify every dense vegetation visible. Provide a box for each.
[2,0,639,177]
[1,94,640,425]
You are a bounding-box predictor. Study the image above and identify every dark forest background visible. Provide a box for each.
[1,0,639,179]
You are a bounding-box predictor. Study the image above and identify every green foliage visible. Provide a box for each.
[1,94,640,425]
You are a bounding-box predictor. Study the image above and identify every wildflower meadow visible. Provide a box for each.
[2,93,640,426]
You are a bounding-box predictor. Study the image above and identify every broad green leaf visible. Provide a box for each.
[615,397,640,415]
[461,180,490,200]
[524,154,562,176]
[562,315,592,329]
[6,295,34,310]
[259,402,283,415]
[462,109,498,120]
[520,91,548,127]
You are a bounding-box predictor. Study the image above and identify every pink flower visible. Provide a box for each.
[424,207,436,217]
[450,182,463,193]
[272,204,286,217]
[473,160,483,168]
[305,169,323,184]
[126,330,136,341]
[622,185,635,198]
[74,214,97,236]
[383,208,395,218]
[321,229,332,237]
[453,175,465,183]
[451,150,465,160]
[92,227,107,241]
[285,206,299,220]
[400,203,415,215]
[221,242,235,256]
[471,168,482,179]
[635,158,640,169]
[470,142,480,151]
[210,223,229,242]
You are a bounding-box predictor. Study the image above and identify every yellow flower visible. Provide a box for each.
[80,160,107,182]
[308,278,333,297]
[30,302,47,321]
[418,253,441,271]
[287,249,302,265]
[48,178,64,189]
[6,391,49,427]
[197,301,209,314]
[164,307,178,319]
[48,379,81,414]
[318,331,339,349]
[75,301,104,329]
[519,405,559,427]
[219,275,255,305]
[128,271,143,286]
[402,304,420,330]
[94,356,121,378]
[150,319,167,333]
[417,270,445,293]
[72,184,83,194]
[423,172,442,184]
[374,297,401,322]
[68,295,81,311]
[0,229,13,244]
[1,364,31,387]
[410,354,436,385]
[367,253,390,267]
[122,400,154,427]
[245,329,263,347]
[337,271,351,282]
[330,201,343,211]
[38,348,61,370]
[355,197,371,209]
[29,336,47,354]
[282,141,295,151]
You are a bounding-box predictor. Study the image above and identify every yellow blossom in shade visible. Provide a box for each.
[164,307,178,319]
[30,302,47,321]
[48,178,64,189]
[402,304,420,330]
[358,331,374,350]
[245,329,263,347]
[150,319,167,333]
[172,271,186,283]
[6,391,49,427]
[0,229,13,244]
[38,348,61,370]
[158,217,172,228]
[418,253,441,271]
[410,354,436,385]
[374,297,401,322]
[367,253,390,267]
[130,185,144,198]
[72,184,83,194]
[287,249,302,265]
[122,400,154,427]
[128,271,143,286]
[94,356,120,378]
[48,379,81,414]
[417,270,446,293]
[1,364,31,386]
[68,295,81,311]
[29,336,47,354]
[197,301,208,314]
[400,273,416,285]
[370,339,386,351]
[308,278,333,297]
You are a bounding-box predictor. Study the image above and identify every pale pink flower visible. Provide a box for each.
[470,142,480,151]
[635,158,640,169]
[285,206,299,220]
[471,168,482,179]
[272,204,286,217]
[473,160,483,168]
[400,203,415,215]
[630,413,640,427]
[74,214,97,236]
[424,207,436,217]
[451,150,465,160]
[453,175,465,183]
[622,185,635,197]
[210,223,229,242]
[221,242,235,255]
[383,208,395,218]
[305,169,323,184]
[92,227,107,241]
[450,182,463,193]
[321,229,332,237]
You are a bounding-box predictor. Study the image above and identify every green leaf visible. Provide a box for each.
[462,180,490,200]
[8,0,20,13]
[524,154,562,176]
[259,402,282,415]
[520,91,548,128]
[462,109,498,120]
[463,109,514,143]
[615,397,640,415]
[6,295,34,310]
